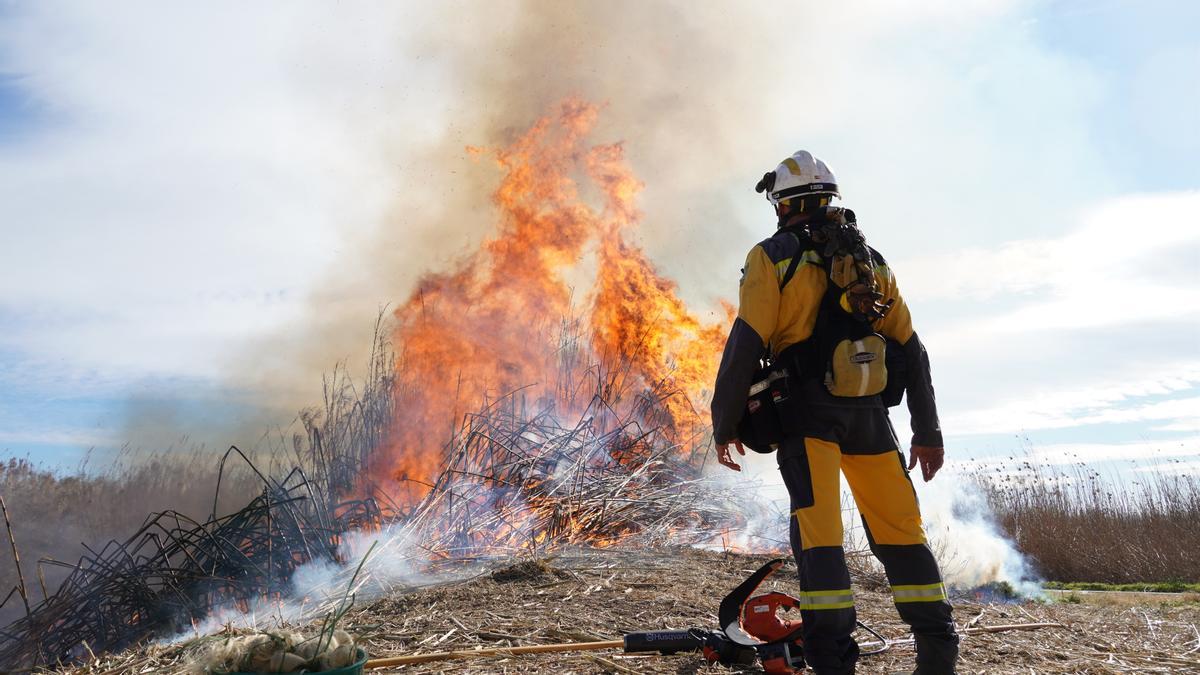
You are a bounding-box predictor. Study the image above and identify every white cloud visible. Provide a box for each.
[901,191,1200,321]
[887,192,1200,439]
[0,3,444,382]
[1022,437,1200,466]
[945,437,1200,482]
[1153,420,1200,433]
[944,363,1200,436]
[1134,459,1200,476]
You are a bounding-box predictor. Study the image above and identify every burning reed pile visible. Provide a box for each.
[0,100,761,668]
[388,391,753,559]
[0,384,763,669]
[0,335,770,670]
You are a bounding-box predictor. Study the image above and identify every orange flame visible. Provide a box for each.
[375,98,732,506]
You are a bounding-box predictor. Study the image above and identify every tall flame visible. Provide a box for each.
[375,98,733,504]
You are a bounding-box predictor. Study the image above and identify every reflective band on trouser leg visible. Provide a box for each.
[892,582,947,603]
[797,588,855,611]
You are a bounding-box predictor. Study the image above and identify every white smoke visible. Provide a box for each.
[164,521,459,642]
[916,474,1040,595]
[710,450,1039,595]
[165,450,1036,644]
[0,0,1117,457]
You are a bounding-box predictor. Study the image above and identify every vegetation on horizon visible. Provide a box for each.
[970,455,1199,585]
[1044,581,1200,594]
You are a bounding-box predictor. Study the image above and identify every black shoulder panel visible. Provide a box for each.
[868,245,888,267]
[757,229,804,265]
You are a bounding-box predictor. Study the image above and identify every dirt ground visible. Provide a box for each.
[62,547,1200,674]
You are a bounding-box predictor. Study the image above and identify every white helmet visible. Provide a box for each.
[755,150,839,205]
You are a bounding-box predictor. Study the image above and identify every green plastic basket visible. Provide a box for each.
[220,647,368,675]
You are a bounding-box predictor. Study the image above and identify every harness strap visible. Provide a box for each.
[777,229,816,290]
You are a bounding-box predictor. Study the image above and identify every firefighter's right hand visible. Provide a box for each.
[907,445,945,482]
[716,440,745,472]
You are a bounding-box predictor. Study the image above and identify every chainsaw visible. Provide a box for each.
[624,558,887,673]
[624,558,805,673]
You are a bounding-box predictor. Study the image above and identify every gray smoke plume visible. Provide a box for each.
[0,2,1051,603]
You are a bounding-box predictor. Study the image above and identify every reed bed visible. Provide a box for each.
[968,456,1200,584]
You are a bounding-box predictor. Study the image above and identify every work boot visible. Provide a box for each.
[912,631,959,675]
[803,634,858,675]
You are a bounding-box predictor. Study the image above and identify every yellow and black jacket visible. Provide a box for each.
[710,227,942,448]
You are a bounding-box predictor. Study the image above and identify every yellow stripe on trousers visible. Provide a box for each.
[793,438,844,549]
[892,582,947,603]
[797,588,855,611]
[793,440,927,550]
[841,451,927,546]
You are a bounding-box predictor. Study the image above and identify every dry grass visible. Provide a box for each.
[55,548,1200,675]
[0,321,396,630]
[969,456,1200,584]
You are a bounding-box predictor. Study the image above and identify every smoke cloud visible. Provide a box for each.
[145,1,1046,590]
[225,0,1060,415]
[1,0,1079,596]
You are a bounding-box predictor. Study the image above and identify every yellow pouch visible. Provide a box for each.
[824,334,888,397]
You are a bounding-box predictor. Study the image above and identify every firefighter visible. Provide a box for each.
[710,151,959,675]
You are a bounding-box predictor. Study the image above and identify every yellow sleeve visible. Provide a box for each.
[872,263,915,344]
[738,246,780,347]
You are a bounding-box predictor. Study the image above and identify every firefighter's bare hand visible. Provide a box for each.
[907,445,944,482]
[716,440,745,472]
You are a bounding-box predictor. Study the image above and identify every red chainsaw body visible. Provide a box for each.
[742,591,804,642]
[718,559,808,675]
[742,591,805,674]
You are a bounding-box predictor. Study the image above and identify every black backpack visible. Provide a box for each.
[736,209,901,453]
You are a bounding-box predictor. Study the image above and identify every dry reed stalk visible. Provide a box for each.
[0,497,31,625]
[0,450,384,670]
[364,639,626,667]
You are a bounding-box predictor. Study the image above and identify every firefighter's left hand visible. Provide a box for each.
[716,440,745,472]
[907,445,944,482]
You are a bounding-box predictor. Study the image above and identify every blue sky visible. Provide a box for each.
[0,1,1197,481]
[0,75,34,138]
[1032,1,1200,192]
